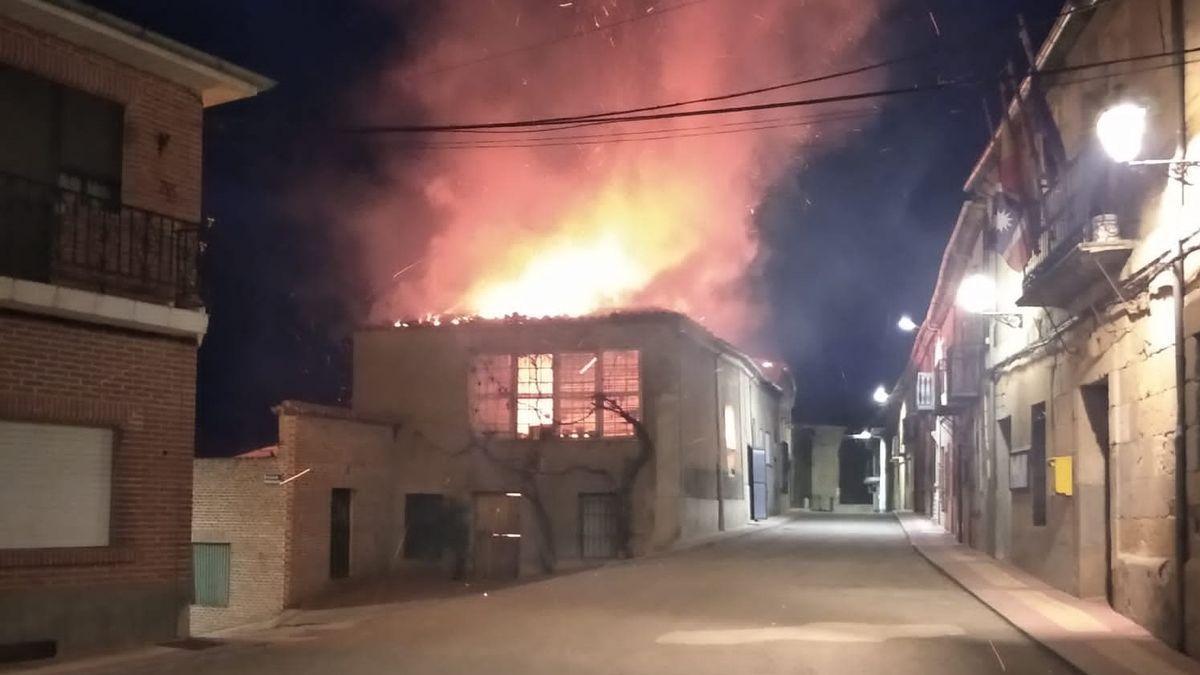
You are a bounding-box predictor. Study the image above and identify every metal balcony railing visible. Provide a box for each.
[0,171,201,308]
[1024,146,1118,277]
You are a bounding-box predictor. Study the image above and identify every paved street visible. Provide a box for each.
[44,513,1075,675]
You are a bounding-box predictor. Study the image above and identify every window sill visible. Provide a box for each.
[0,545,134,568]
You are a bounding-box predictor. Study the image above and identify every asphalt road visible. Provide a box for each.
[44,512,1077,675]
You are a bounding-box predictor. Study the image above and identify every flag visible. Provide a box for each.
[1026,75,1067,184]
[993,108,1039,271]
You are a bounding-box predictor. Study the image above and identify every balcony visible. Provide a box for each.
[935,343,985,414]
[0,172,201,308]
[1017,150,1135,308]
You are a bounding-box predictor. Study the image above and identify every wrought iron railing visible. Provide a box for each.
[1025,145,1119,278]
[0,171,201,307]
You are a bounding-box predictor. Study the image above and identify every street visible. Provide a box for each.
[53,513,1075,675]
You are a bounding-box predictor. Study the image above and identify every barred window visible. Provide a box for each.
[469,354,513,437]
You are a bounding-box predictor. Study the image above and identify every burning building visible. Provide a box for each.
[191,310,793,632]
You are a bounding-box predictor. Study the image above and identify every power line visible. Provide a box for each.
[345,45,1199,135]
[404,109,877,151]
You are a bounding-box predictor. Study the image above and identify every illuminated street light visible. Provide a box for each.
[851,429,873,440]
[956,272,1022,328]
[1096,102,1147,163]
[897,314,918,332]
[872,385,888,405]
[955,273,996,314]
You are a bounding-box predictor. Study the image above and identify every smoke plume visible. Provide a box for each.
[345,0,889,344]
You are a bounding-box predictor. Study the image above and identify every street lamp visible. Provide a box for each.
[872,385,889,405]
[897,314,918,332]
[1096,102,1147,164]
[955,272,1023,327]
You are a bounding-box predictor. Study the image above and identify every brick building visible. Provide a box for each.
[890,0,1200,655]
[0,0,270,658]
[191,312,794,632]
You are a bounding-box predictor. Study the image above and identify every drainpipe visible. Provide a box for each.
[1171,0,1189,653]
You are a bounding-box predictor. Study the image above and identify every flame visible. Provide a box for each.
[338,0,890,345]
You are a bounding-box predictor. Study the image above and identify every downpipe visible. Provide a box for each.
[1172,0,1189,653]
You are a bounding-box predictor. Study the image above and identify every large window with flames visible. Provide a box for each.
[468,350,640,440]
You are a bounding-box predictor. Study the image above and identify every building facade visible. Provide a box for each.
[0,0,269,657]
[191,312,794,632]
[893,0,1200,653]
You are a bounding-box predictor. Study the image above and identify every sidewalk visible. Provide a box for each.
[896,512,1200,675]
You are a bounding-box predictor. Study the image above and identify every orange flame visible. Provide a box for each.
[344,0,888,345]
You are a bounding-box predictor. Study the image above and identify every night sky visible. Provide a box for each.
[84,0,1061,455]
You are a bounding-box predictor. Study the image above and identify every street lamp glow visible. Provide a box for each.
[872,385,888,405]
[851,429,873,440]
[1096,102,1147,163]
[956,273,997,315]
[897,314,918,332]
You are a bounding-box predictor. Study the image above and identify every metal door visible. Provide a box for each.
[329,488,351,579]
[473,493,520,579]
[749,446,768,521]
[579,493,618,558]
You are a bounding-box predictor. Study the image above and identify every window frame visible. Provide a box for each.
[468,349,642,441]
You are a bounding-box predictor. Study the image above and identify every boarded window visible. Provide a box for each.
[600,350,640,437]
[0,421,112,549]
[192,543,230,607]
[516,354,554,438]
[557,352,598,438]
[469,354,513,437]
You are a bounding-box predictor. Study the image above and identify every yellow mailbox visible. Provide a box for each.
[1048,456,1073,496]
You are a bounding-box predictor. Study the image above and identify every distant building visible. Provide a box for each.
[0,0,270,658]
[191,311,794,632]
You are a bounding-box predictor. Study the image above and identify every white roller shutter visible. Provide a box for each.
[0,421,113,549]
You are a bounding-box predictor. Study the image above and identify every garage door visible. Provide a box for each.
[0,421,113,549]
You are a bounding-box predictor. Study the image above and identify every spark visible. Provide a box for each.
[579,356,598,374]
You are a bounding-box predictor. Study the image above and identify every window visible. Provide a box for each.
[0,421,113,549]
[469,355,513,437]
[0,65,122,190]
[557,352,599,438]
[601,350,640,437]
[192,543,230,607]
[467,350,640,439]
[516,354,554,438]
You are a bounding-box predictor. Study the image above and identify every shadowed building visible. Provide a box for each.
[0,0,270,658]
[191,311,794,632]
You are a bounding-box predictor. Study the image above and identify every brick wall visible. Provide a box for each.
[0,310,197,591]
[278,406,402,607]
[190,455,287,634]
[0,15,203,222]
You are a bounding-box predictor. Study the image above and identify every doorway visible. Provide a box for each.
[404,493,447,562]
[473,493,521,579]
[748,445,769,520]
[329,488,352,579]
[579,493,618,558]
[1082,379,1113,604]
[1031,403,1047,527]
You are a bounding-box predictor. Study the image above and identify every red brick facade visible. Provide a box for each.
[0,9,214,652]
[0,15,203,222]
[0,311,197,589]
